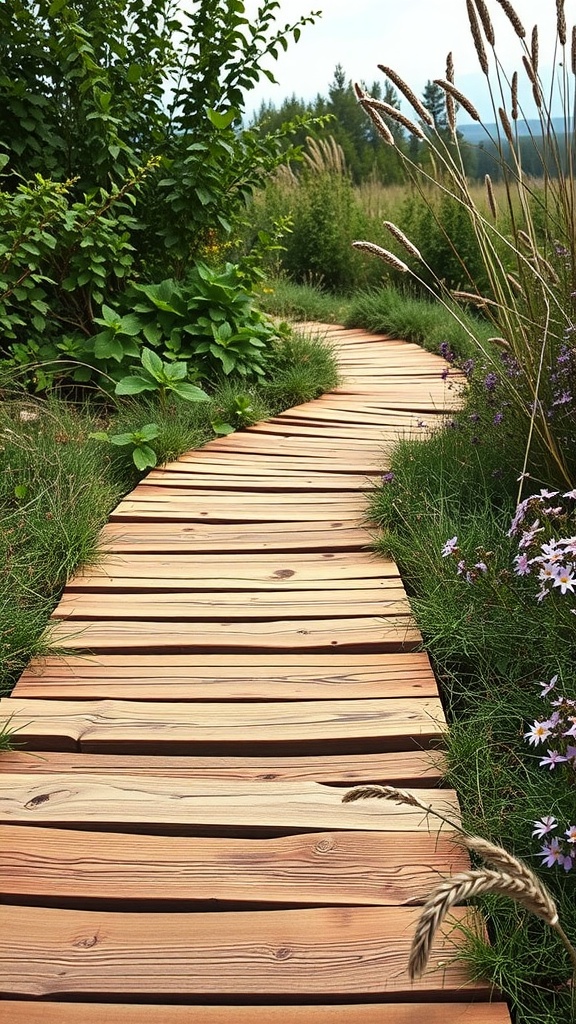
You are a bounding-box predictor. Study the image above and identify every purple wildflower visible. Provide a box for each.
[532,816,558,838]
[442,536,458,557]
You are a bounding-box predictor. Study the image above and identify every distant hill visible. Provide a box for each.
[459,116,569,143]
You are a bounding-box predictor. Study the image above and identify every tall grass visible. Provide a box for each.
[354,1,576,488]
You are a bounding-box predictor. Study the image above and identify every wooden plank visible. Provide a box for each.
[0,1002,513,1024]
[51,588,411,621]
[14,651,437,702]
[0,903,489,998]
[0,749,446,784]
[0,697,444,753]
[0,775,456,832]
[66,551,399,589]
[0,825,468,905]
[144,471,380,491]
[98,522,374,553]
[110,503,366,523]
[173,452,384,473]
[44,615,422,652]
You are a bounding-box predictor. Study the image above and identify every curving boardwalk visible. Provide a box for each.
[0,325,510,1023]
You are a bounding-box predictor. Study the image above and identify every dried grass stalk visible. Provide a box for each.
[487,336,510,349]
[517,229,535,252]
[467,0,489,74]
[522,54,537,86]
[494,0,526,39]
[409,867,559,980]
[434,79,481,121]
[452,289,491,307]
[351,242,409,273]
[364,98,426,139]
[354,85,395,145]
[485,174,497,218]
[473,0,496,46]
[572,25,576,74]
[506,271,525,296]
[556,0,567,45]
[383,221,422,261]
[377,65,434,126]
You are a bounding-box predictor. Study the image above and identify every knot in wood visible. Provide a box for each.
[274,947,292,960]
[315,837,335,855]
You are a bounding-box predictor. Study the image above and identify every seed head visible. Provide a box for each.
[511,71,519,119]
[352,242,410,273]
[364,97,426,139]
[473,0,496,45]
[494,0,526,39]
[383,221,423,261]
[556,0,567,46]
[434,80,480,121]
[485,174,497,218]
[377,65,434,126]
[467,0,489,75]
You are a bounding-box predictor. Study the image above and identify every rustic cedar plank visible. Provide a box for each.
[51,588,411,622]
[66,551,398,586]
[142,475,379,491]
[110,504,367,523]
[14,651,438,702]
[44,615,421,652]
[244,423,400,440]
[198,437,391,457]
[0,1003,512,1024]
[174,451,386,471]
[0,904,488,998]
[98,522,374,553]
[120,489,366,504]
[0,825,468,905]
[0,775,457,832]
[0,750,446,784]
[0,697,444,753]
[59,581,399,598]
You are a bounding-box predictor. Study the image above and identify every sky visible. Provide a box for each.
[243,0,561,123]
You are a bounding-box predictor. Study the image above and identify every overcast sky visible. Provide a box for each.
[244,0,562,123]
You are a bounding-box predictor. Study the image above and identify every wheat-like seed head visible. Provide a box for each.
[494,0,526,39]
[360,101,396,146]
[485,174,497,218]
[445,53,456,132]
[467,0,489,75]
[511,71,519,119]
[351,242,409,273]
[556,0,567,45]
[364,97,426,139]
[473,0,496,46]
[383,221,422,261]
[571,25,576,74]
[342,784,433,811]
[463,835,549,894]
[452,289,491,307]
[531,25,539,74]
[499,105,515,146]
[522,55,542,108]
[409,867,559,980]
[377,65,434,126]
[487,337,511,349]
[434,79,481,121]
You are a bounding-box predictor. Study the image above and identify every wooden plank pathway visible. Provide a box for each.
[0,324,510,1022]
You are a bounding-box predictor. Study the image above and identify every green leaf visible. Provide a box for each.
[207,108,237,130]
[115,375,157,395]
[171,382,209,402]
[163,361,187,381]
[140,348,164,379]
[0,154,9,172]
[138,423,160,441]
[14,484,28,500]
[118,313,143,336]
[48,0,68,13]
[88,431,110,442]
[211,420,235,436]
[133,444,158,471]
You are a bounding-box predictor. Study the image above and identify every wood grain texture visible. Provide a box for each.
[13,650,437,701]
[0,1003,512,1024]
[52,588,411,622]
[98,521,374,553]
[0,775,459,832]
[0,903,488,997]
[0,749,446,784]
[0,825,468,905]
[0,696,445,752]
[65,551,399,591]
[44,615,422,653]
